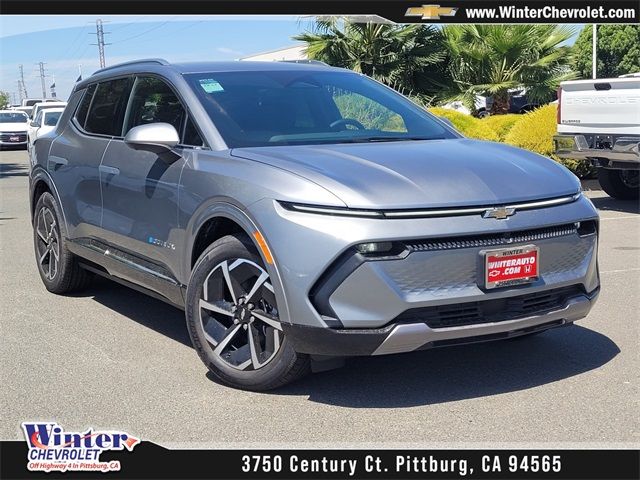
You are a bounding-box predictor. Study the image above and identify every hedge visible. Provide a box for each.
[427,105,592,177]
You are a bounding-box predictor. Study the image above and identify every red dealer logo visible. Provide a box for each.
[483,245,539,289]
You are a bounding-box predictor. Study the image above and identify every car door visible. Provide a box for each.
[47,79,132,240]
[99,75,204,301]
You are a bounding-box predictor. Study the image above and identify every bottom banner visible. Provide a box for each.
[1,441,639,479]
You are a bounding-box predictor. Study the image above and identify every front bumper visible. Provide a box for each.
[249,195,600,355]
[554,134,640,168]
[283,288,598,356]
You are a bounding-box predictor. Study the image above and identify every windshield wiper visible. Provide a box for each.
[349,136,443,143]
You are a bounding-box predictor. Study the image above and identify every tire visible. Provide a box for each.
[186,234,310,391]
[597,168,640,200]
[33,192,93,293]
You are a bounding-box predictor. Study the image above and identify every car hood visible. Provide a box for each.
[0,123,28,131]
[231,138,580,210]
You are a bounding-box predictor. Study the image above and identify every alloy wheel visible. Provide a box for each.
[35,206,60,281]
[198,258,282,371]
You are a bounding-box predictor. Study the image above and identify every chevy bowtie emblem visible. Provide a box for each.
[405,4,458,20]
[482,207,516,219]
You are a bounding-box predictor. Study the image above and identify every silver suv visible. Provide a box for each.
[30,59,600,390]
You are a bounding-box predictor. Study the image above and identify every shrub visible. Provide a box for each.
[504,105,593,177]
[428,107,499,142]
[481,114,520,141]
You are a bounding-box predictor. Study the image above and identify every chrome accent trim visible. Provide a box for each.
[373,294,593,355]
[282,193,581,220]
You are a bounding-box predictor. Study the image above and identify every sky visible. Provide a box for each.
[0,16,584,103]
[0,15,312,102]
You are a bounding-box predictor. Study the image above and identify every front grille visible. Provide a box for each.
[0,132,27,142]
[393,285,584,329]
[405,224,578,252]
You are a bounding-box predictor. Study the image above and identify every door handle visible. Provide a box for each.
[99,165,120,176]
[49,156,68,170]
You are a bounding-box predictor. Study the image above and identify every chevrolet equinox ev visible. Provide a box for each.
[30,59,600,390]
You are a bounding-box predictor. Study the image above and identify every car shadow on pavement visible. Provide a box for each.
[77,278,619,407]
[589,196,640,214]
[76,276,192,347]
[274,325,619,407]
[0,162,29,178]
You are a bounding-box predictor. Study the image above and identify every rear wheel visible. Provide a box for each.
[186,234,310,391]
[597,168,639,200]
[33,192,93,293]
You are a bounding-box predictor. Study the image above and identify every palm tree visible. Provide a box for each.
[443,25,577,114]
[294,19,449,103]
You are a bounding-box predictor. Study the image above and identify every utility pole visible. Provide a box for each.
[91,19,110,68]
[37,62,47,99]
[18,64,28,99]
[592,24,597,79]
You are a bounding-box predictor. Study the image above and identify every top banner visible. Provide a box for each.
[1,0,638,23]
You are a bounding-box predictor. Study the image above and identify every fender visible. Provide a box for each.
[29,165,68,233]
[184,199,292,326]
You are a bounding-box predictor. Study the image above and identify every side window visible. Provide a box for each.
[85,78,133,136]
[74,84,96,128]
[182,116,204,147]
[124,76,185,136]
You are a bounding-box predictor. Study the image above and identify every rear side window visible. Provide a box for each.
[85,78,133,136]
[74,84,96,129]
[124,76,185,135]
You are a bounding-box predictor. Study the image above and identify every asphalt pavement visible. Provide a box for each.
[1,149,638,448]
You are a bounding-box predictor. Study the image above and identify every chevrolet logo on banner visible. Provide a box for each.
[405,4,458,20]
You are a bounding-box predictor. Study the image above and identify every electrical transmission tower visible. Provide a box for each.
[18,64,28,99]
[37,62,47,99]
[91,19,110,68]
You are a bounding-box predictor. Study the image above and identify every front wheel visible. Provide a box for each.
[597,168,639,200]
[185,234,310,391]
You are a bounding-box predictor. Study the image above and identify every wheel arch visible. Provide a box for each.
[30,168,67,231]
[185,202,292,325]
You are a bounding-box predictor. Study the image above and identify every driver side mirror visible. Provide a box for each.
[30,121,38,128]
[124,123,180,160]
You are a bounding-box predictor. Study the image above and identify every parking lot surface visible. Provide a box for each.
[1,149,638,448]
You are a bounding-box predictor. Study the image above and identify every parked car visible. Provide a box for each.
[30,59,600,390]
[10,105,35,118]
[554,73,640,200]
[0,110,29,148]
[21,98,60,107]
[27,107,65,152]
[31,101,67,122]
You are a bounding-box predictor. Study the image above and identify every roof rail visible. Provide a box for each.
[92,58,170,75]
[279,59,329,66]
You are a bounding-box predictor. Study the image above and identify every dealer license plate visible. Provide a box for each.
[483,245,539,289]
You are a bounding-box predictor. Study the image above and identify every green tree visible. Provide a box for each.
[572,25,640,79]
[0,91,10,109]
[294,19,449,103]
[443,25,576,114]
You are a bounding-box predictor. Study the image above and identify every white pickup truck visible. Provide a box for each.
[554,73,640,200]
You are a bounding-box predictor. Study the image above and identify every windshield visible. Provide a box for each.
[0,112,28,123]
[44,111,62,126]
[184,70,456,147]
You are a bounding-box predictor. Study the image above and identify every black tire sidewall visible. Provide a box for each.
[33,192,69,291]
[598,168,640,200]
[185,234,301,390]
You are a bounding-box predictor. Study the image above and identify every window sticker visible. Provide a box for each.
[199,79,224,93]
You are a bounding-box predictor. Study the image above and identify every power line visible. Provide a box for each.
[111,21,169,44]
